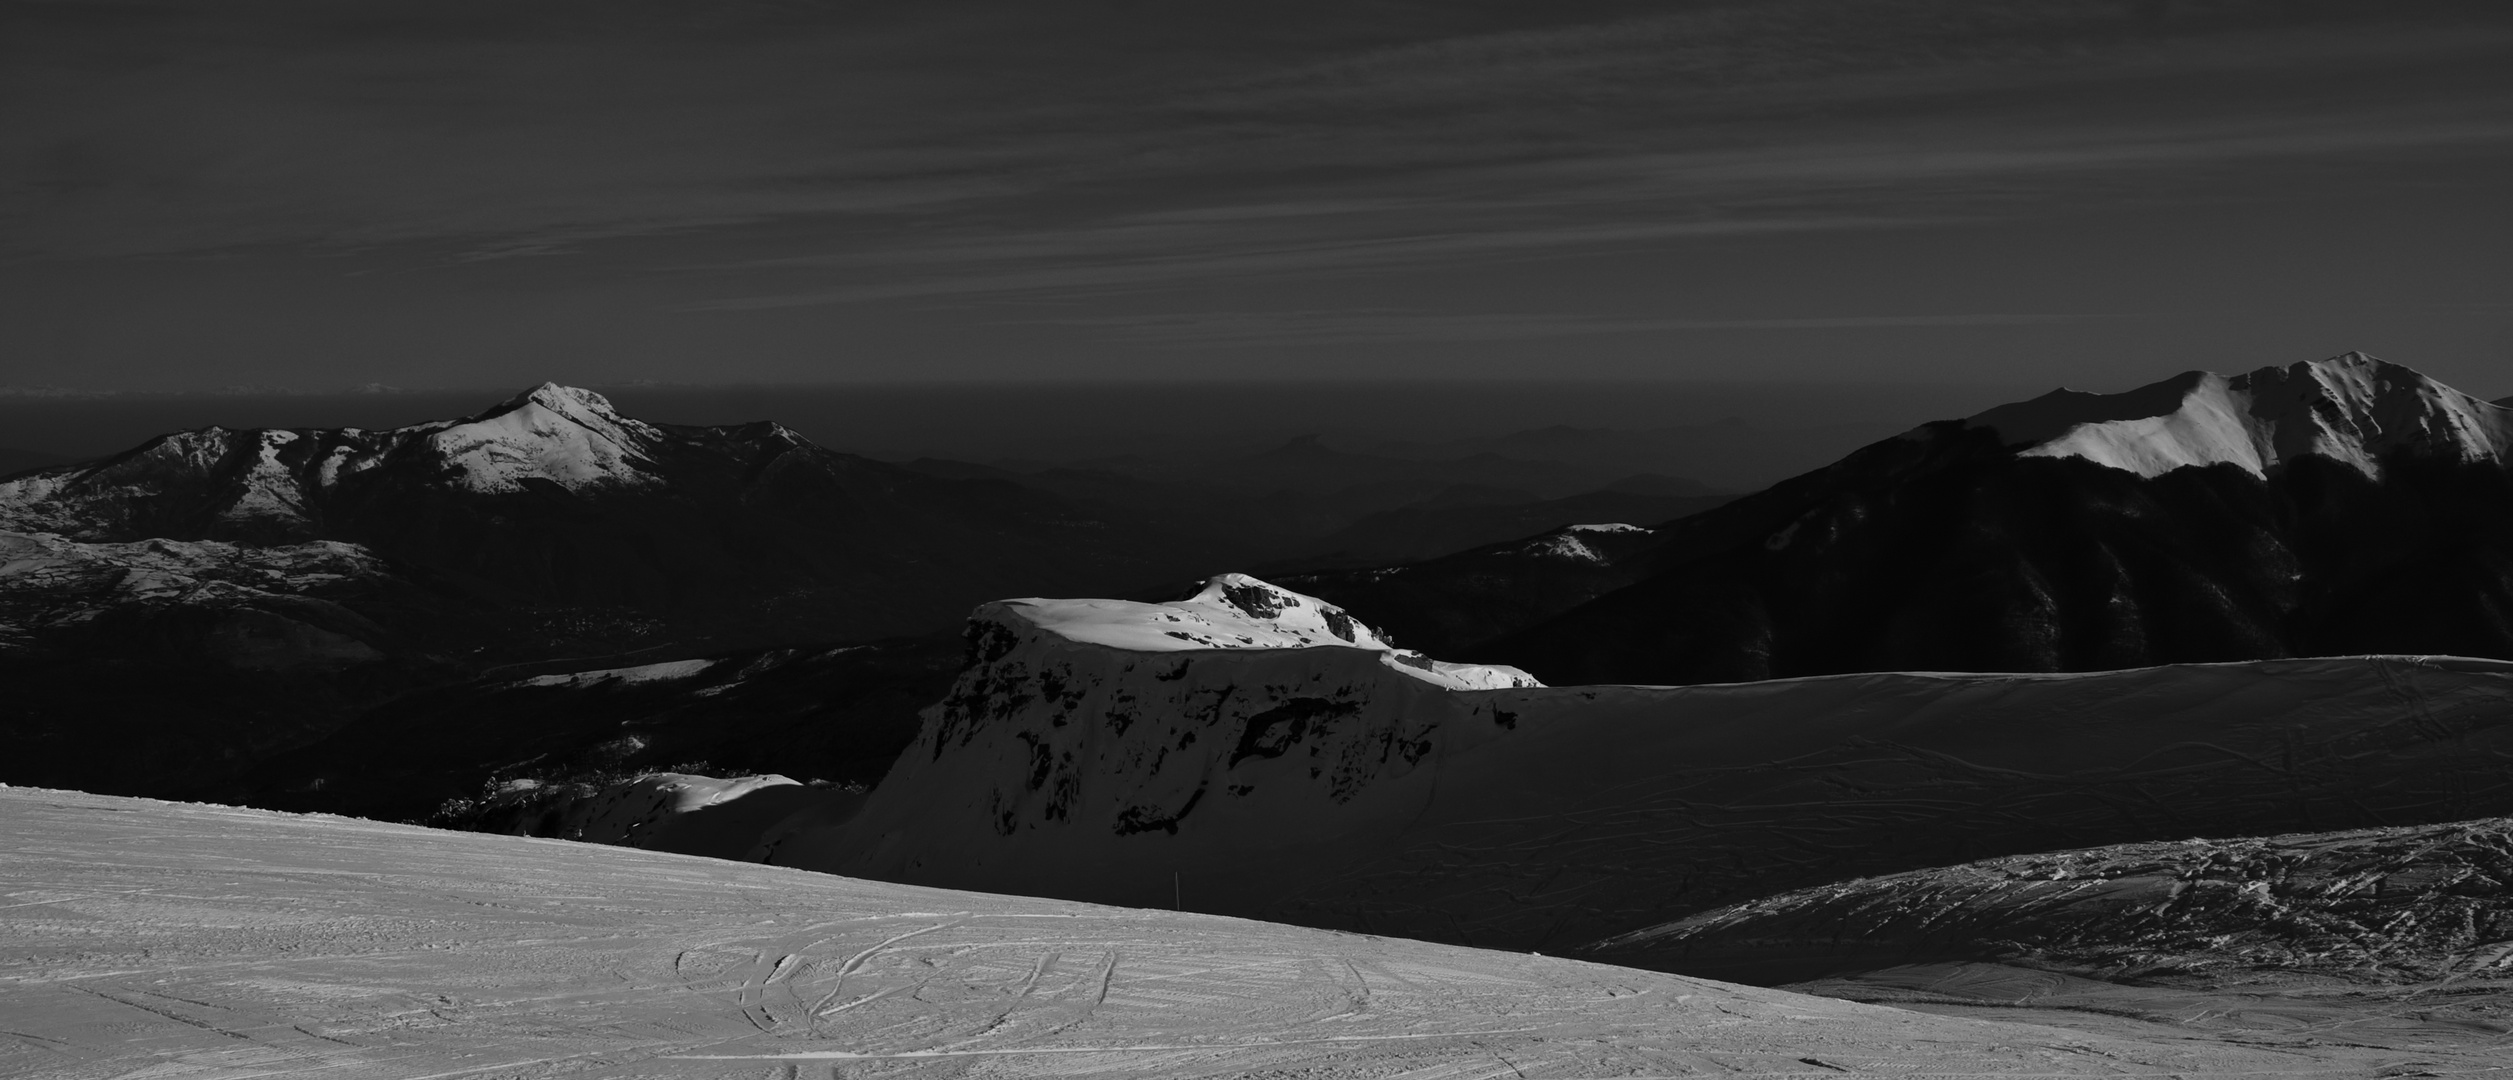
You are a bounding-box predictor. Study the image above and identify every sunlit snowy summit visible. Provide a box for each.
[989,572,1540,691]
[0,383,677,539]
[1968,350,2513,479]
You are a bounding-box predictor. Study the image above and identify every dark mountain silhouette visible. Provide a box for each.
[0,384,1224,652]
[0,386,1236,798]
[236,632,963,825]
[1280,520,1670,657]
[1465,352,2513,685]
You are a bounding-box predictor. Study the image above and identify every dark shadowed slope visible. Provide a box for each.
[1486,352,2513,685]
[0,383,1223,649]
[0,386,1245,798]
[1281,520,1672,656]
[236,632,962,823]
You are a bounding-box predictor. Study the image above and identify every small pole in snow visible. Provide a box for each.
[1173,872,1181,911]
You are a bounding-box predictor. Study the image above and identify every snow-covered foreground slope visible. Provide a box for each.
[1586,816,2513,1051]
[3,787,2426,1080]
[771,576,2513,955]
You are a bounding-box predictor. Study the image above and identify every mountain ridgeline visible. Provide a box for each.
[1295,352,2513,685]
[0,383,1216,653]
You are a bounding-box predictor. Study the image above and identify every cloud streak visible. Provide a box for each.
[1051,310,2135,349]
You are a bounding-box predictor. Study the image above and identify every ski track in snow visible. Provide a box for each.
[10,789,2508,1077]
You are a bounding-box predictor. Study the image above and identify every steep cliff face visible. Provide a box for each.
[775,575,2513,955]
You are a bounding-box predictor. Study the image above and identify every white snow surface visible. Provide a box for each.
[3,786,2467,1078]
[410,382,662,494]
[779,646,2513,957]
[1968,351,2513,479]
[519,656,718,688]
[0,383,664,537]
[1004,573,1540,690]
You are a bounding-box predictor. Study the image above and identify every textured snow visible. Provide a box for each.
[0,383,664,537]
[783,647,2513,957]
[0,530,387,665]
[413,383,662,494]
[7,787,2476,1079]
[1969,351,2513,479]
[1594,814,2513,989]
[1514,531,1610,562]
[1006,573,1540,690]
[519,657,718,688]
[223,429,310,527]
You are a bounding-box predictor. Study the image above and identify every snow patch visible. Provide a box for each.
[417,383,662,494]
[1970,352,2513,480]
[1002,573,1540,690]
[520,657,718,689]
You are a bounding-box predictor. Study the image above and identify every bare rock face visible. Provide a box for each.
[1591,816,2513,993]
[773,574,2513,955]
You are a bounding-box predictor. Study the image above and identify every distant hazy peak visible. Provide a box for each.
[992,572,1541,690]
[1968,352,2513,479]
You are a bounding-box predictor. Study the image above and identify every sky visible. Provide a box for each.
[5,0,2513,397]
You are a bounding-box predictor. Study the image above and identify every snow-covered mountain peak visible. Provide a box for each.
[1968,352,2513,479]
[993,573,1541,690]
[419,383,662,493]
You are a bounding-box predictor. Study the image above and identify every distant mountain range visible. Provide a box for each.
[0,385,1231,796]
[0,383,1232,652]
[0,383,1729,800]
[1296,353,2513,683]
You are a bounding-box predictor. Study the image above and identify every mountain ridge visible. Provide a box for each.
[1970,352,2513,480]
[1473,352,2513,685]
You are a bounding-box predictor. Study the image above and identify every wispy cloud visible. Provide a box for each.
[678,214,1918,310]
[1052,310,2133,349]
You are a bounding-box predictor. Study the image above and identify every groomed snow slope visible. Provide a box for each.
[1,786,2407,1079]
[1967,351,2513,479]
[776,575,2513,954]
